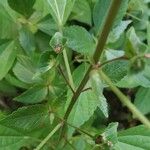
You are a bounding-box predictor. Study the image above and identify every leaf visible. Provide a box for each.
[93,0,112,34]
[102,60,129,83]
[37,16,57,36]
[0,104,49,131]
[65,64,105,135]
[13,55,42,84]
[0,79,17,96]
[50,32,67,53]
[129,0,145,12]
[90,70,108,118]
[47,0,75,25]
[14,86,48,104]
[70,0,92,25]
[103,122,118,146]
[19,26,36,55]
[125,27,147,58]
[148,23,150,47]
[134,88,150,115]
[5,74,29,89]
[113,0,129,27]
[115,125,150,150]
[105,49,125,60]
[64,26,96,55]
[0,41,16,80]
[0,2,18,39]
[108,20,131,43]
[33,0,49,17]
[116,65,150,88]
[8,0,36,18]
[0,124,31,150]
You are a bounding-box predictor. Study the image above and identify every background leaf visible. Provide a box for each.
[0,41,16,80]
[14,86,48,104]
[8,0,36,18]
[70,0,92,25]
[134,88,150,115]
[0,104,49,131]
[0,4,17,39]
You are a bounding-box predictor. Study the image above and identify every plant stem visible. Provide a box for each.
[58,65,75,94]
[65,120,94,138]
[126,12,144,22]
[63,49,75,90]
[61,0,122,137]
[99,70,150,128]
[34,123,62,150]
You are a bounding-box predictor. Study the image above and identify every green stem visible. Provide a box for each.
[126,12,143,22]
[99,70,150,128]
[63,49,75,90]
[34,123,62,150]
[62,0,122,131]
[58,25,75,91]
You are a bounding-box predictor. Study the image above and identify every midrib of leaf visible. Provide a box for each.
[54,0,62,24]
[48,0,66,26]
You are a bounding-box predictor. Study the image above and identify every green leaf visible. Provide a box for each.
[134,88,150,115]
[0,104,49,131]
[64,26,96,55]
[147,23,150,47]
[93,0,112,34]
[125,27,147,58]
[0,79,17,96]
[113,0,129,27]
[13,55,42,84]
[14,86,48,104]
[102,60,129,83]
[108,20,131,43]
[115,125,150,150]
[116,65,150,88]
[0,124,32,150]
[129,0,145,12]
[47,0,75,25]
[50,32,67,53]
[0,41,16,80]
[70,0,92,25]
[8,0,36,18]
[19,26,36,55]
[66,64,105,135]
[37,16,57,36]
[103,122,118,146]
[105,49,124,60]
[5,74,29,89]
[0,2,18,39]
[33,0,49,17]
[90,70,108,118]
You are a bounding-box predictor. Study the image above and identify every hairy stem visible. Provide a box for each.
[63,49,75,90]
[34,123,62,150]
[60,0,122,138]
[99,70,150,128]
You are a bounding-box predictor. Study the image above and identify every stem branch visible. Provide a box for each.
[34,123,62,150]
[99,70,150,128]
[63,49,75,90]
